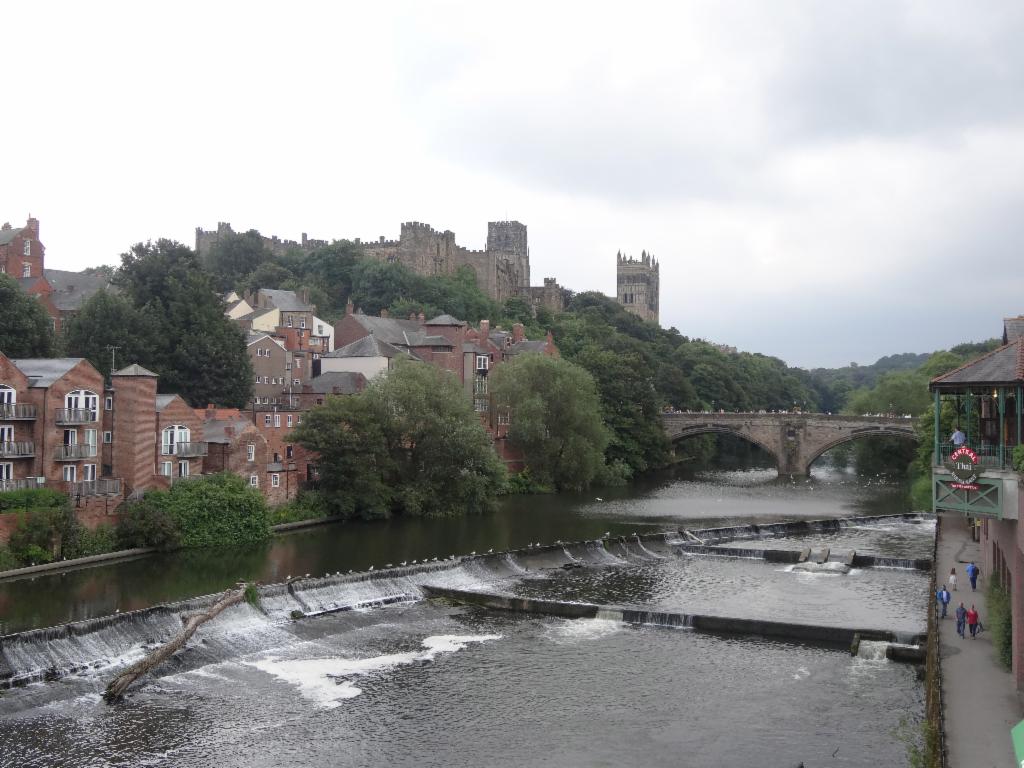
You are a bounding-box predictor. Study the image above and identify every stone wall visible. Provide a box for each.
[194,222,327,260]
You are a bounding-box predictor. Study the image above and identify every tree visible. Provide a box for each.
[64,290,159,379]
[0,273,56,357]
[489,354,610,490]
[292,360,506,518]
[114,239,254,407]
[160,473,271,548]
[203,229,272,291]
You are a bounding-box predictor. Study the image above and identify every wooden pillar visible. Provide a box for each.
[933,390,941,466]
[967,390,973,446]
[999,388,1006,468]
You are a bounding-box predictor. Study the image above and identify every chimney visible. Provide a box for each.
[418,312,425,323]
[512,323,525,344]
[409,312,416,320]
[26,216,39,236]
[346,299,354,316]
[380,308,389,318]
[300,288,310,305]
[480,319,490,337]
[206,403,216,420]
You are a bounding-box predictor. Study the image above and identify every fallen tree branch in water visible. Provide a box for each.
[103,583,248,703]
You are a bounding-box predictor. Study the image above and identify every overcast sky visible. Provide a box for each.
[3,1,1023,368]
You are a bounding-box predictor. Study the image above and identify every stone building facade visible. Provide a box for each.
[616,250,660,324]
[195,222,327,260]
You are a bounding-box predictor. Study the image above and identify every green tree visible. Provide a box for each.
[0,273,56,357]
[64,290,160,379]
[114,239,254,407]
[293,360,506,517]
[204,229,273,291]
[490,354,610,490]
[162,473,271,548]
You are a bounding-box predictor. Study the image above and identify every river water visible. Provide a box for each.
[0,464,932,767]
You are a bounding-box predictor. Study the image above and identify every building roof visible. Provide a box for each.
[1004,316,1024,344]
[308,371,366,395]
[257,289,314,312]
[155,394,177,411]
[11,358,85,387]
[930,338,1024,388]
[0,227,22,246]
[348,315,425,346]
[201,416,252,444]
[325,335,414,360]
[424,314,466,327]
[112,363,159,377]
[43,269,113,312]
[508,340,549,355]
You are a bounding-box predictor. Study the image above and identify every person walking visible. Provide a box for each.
[967,605,980,638]
[936,586,951,618]
[949,567,958,591]
[955,602,967,638]
[967,561,981,591]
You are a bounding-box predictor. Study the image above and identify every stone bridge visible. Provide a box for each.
[660,412,918,476]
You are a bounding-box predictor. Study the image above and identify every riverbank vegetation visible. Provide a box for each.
[988,579,1013,670]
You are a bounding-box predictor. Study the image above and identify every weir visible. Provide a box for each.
[0,512,931,689]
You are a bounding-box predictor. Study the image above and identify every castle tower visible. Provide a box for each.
[616,250,660,324]
[487,221,530,288]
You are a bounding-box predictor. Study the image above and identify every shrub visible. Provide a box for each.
[1013,444,1024,473]
[270,491,331,525]
[909,474,932,512]
[163,473,271,548]
[7,507,71,565]
[499,468,554,496]
[116,494,181,551]
[63,524,118,560]
[0,487,67,512]
[988,579,1013,670]
[0,546,19,571]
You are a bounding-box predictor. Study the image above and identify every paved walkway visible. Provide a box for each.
[938,513,1022,767]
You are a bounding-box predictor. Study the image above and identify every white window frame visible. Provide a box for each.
[264,414,271,426]
[274,414,281,428]
[84,428,97,449]
[249,474,258,487]
[161,425,190,455]
[178,460,189,478]
[103,431,112,444]
[0,385,14,405]
[105,395,113,411]
[0,462,12,481]
[286,415,293,428]
[161,461,173,477]
[293,378,301,386]
[246,443,255,462]
[0,425,12,442]
[22,262,31,278]
[66,389,98,419]
[23,239,31,257]
[63,465,76,482]
[476,354,489,371]
[271,474,280,487]
[83,464,97,481]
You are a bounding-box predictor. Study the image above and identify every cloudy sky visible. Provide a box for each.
[3,1,1023,368]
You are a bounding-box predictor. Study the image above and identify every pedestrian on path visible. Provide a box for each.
[955,602,967,638]
[949,567,958,591]
[967,561,981,591]
[967,605,980,638]
[937,586,951,618]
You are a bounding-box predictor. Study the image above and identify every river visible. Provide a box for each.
[0,463,932,767]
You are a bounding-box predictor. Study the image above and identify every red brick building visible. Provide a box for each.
[0,218,44,280]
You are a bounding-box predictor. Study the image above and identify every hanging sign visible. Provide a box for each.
[946,446,982,490]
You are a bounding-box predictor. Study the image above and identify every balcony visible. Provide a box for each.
[53,444,98,461]
[65,478,121,497]
[55,408,98,425]
[0,477,44,493]
[0,441,35,458]
[0,403,37,420]
[935,443,1014,471]
[161,442,208,458]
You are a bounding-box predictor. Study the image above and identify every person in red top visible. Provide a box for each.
[967,605,980,638]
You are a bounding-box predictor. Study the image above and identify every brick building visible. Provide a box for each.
[0,218,44,280]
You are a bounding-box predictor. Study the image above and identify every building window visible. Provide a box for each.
[84,429,97,451]
[246,443,255,462]
[161,425,190,455]
[287,316,293,327]
[300,317,306,329]
[271,474,280,487]
[274,414,281,428]
[22,262,30,278]
[105,395,113,411]
[0,385,15,405]
[474,376,488,395]
[83,464,96,481]
[65,389,98,419]
[103,431,112,444]
[63,465,76,482]
[497,409,511,426]
[23,240,31,257]
[286,445,293,459]
[293,378,301,386]
[287,415,293,428]
[161,461,172,477]
[476,354,489,371]
[249,474,258,487]
[178,461,189,478]
[264,414,271,426]
[0,462,11,481]
[317,325,324,335]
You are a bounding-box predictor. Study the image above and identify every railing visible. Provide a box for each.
[935,443,1013,471]
[0,403,37,419]
[0,477,43,492]
[162,442,208,458]
[55,408,98,425]
[0,441,34,458]
[53,444,98,461]
[65,478,121,497]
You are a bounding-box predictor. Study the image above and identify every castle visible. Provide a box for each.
[616,250,659,323]
[197,219,568,315]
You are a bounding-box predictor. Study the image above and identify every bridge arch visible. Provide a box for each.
[802,427,919,473]
[667,425,781,467]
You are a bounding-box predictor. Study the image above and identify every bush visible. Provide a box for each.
[270,491,331,525]
[7,507,71,565]
[0,487,67,512]
[988,579,1013,670]
[499,469,554,496]
[116,494,181,551]
[63,524,118,560]
[163,473,271,548]
[0,546,19,571]
[1013,444,1024,473]
[909,474,932,512]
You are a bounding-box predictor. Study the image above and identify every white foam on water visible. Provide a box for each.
[544,618,623,644]
[245,633,502,708]
[791,666,810,680]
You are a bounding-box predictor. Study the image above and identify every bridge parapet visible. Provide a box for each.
[659,412,918,476]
